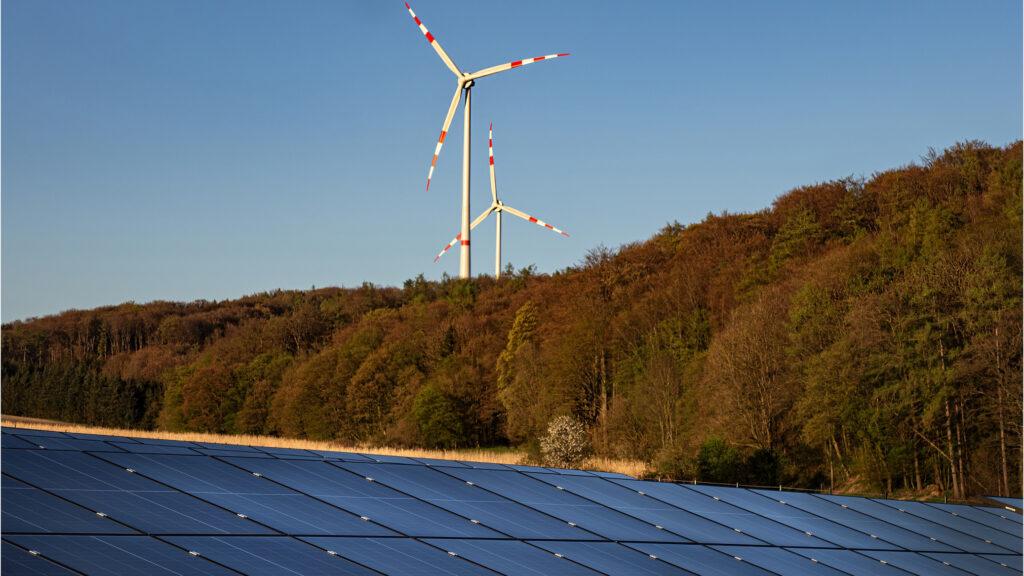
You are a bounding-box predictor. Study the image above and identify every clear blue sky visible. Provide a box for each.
[2,0,1021,323]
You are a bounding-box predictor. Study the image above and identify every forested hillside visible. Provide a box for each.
[4,141,1021,498]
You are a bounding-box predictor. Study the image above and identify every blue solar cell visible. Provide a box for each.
[712,545,848,575]
[5,450,272,535]
[872,499,1021,553]
[2,433,38,449]
[222,457,503,538]
[336,461,599,540]
[528,541,692,575]
[98,453,397,536]
[924,501,1024,534]
[625,543,774,576]
[2,477,137,534]
[983,554,1023,572]
[2,541,79,575]
[815,494,1007,554]
[304,537,500,575]
[443,467,683,542]
[527,473,758,545]
[4,535,238,576]
[167,536,380,576]
[109,441,200,455]
[785,548,911,576]
[753,489,956,553]
[860,550,976,575]
[422,538,604,576]
[127,436,204,448]
[924,552,1023,576]
[687,485,900,550]
[506,464,552,473]
[611,479,834,547]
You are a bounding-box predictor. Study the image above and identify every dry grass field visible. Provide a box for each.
[1,415,647,478]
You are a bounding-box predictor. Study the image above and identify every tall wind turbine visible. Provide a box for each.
[434,123,568,278]
[404,2,568,279]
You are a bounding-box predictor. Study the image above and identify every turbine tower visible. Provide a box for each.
[404,2,568,279]
[434,124,569,278]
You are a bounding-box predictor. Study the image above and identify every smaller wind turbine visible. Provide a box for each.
[434,123,568,278]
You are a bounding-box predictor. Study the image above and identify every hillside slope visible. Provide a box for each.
[4,140,1021,498]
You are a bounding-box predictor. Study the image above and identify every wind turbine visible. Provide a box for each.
[404,2,568,279]
[434,123,568,278]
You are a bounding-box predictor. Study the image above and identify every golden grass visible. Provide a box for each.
[1,416,645,477]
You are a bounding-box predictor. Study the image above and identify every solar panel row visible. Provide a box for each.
[2,427,1021,575]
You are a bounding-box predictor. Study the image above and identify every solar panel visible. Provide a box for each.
[528,541,692,575]
[785,547,912,576]
[526,473,759,545]
[2,428,68,437]
[336,461,599,540]
[2,476,137,535]
[986,496,1024,512]
[752,488,957,552]
[4,450,273,535]
[166,536,381,576]
[98,453,398,536]
[443,467,684,542]
[611,479,835,547]
[922,501,1024,534]
[222,456,504,538]
[712,545,849,575]
[688,485,900,550]
[302,536,497,575]
[624,543,776,575]
[2,540,79,575]
[422,538,605,576]
[924,552,1023,576]
[3,535,238,576]
[1,432,40,450]
[3,425,1020,575]
[871,498,1021,553]
[859,550,977,575]
[815,494,1009,554]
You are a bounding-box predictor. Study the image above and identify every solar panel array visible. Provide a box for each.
[2,426,1021,575]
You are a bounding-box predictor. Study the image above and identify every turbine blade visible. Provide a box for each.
[405,2,462,77]
[427,85,464,191]
[434,233,462,262]
[434,207,495,262]
[502,205,570,237]
[467,53,569,81]
[488,123,498,204]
